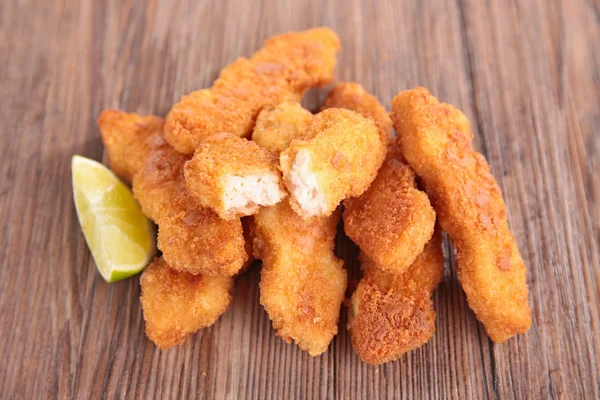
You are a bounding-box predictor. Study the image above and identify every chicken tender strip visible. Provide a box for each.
[320,83,434,273]
[253,102,314,155]
[140,257,233,348]
[349,230,444,364]
[97,110,167,184]
[164,28,340,154]
[280,108,386,218]
[391,87,532,343]
[133,146,248,276]
[320,82,393,147]
[184,133,286,220]
[252,202,346,356]
[251,103,346,355]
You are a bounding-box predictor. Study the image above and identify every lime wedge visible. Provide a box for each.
[72,155,156,282]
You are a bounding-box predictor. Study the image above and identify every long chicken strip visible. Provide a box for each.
[133,146,248,276]
[349,230,444,364]
[140,257,233,349]
[251,102,347,356]
[97,110,168,184]
[252,202,346,356]
[164,28,340,154]
[391,87,531,342]
[280,108,386,219]
[321,83,435,274]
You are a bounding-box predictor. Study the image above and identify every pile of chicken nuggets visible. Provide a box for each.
[98,27,531,364]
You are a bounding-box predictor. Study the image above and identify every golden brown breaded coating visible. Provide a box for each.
[280,108,386,218]
[183,133,286,220]
[348,230,444,364]
[140,257,233,348]
[132,147,190,223]
[344,147,436,274]
[320,82,393,146]
[320,83,434,273]
[391,87,532,343]
[133,147,248,276]
[252,201,346,356]
[97,110,167,184]
[252,102,314,155]
[164,28,340,154]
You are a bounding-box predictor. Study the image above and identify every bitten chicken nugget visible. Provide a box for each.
[140,257,233,348]
[320,82,392,146]
[252,202,346,356]
[321,83,435,274]
[97,110,167,183]
[348,230,445,364]
[133,146,248,276]
[252,102,314,155]
[391,87,532,343]
[184,133,286,220]
[280,108,386,218]
[164,28,340,154]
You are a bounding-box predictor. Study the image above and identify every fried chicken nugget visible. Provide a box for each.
[252,202,346,356]
[349,230,444,364]
[140,257,233,348]
[343,148,436,274]
[164,28,340,154]
[133,146,248,276]
[251,102,346,355]
[320,82,393,146]
[280,108,386,218]
[252,102,314,155]
[183,133,286,220]
[391,87,532,342]
[320,83,435,274]
[97,110,167,183]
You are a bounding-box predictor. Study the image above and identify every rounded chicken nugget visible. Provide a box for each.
[140,257,233,349]
[184,133,286,220]
[344,147,435,274]
[349,231,444,364]
[253,102,314,155]
[280,108,386,218]
[157,200,248,277]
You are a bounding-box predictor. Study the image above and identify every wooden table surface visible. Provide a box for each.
[1,0,599,398]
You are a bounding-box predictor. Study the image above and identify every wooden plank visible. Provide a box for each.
[0,0,598,398]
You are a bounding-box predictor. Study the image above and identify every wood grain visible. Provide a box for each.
[0,0,598,398]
